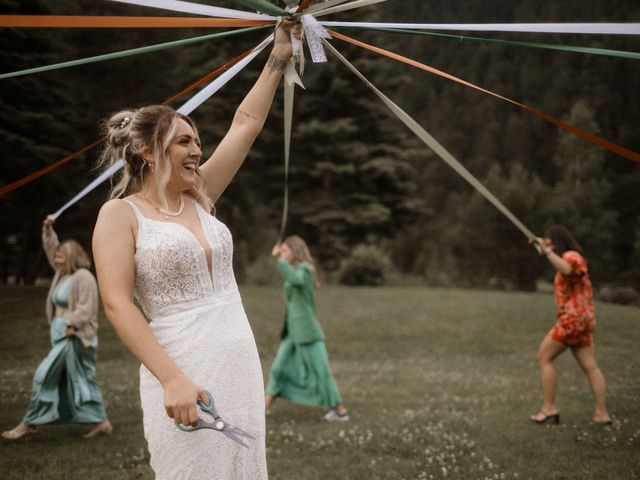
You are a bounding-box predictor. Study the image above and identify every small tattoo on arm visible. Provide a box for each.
[238,109,258,121]
[266,55,287,72]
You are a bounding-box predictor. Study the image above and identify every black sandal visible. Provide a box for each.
[530,411,560,424]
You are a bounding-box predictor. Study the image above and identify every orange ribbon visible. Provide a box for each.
[0,15,271,28]
[297,0,314,12]
[161,46,255,105]
[329,30,640,165]
[0,140,104,197]
[0,47,259,198]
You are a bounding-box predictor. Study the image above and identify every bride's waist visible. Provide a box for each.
[149,290,241,319]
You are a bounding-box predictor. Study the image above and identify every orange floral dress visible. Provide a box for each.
[548,251,596,347]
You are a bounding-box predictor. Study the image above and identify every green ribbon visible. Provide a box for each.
[0,25,271,80]
[346,27,640,60]
[312,0,388,18]
[300,0,351,16]
[232,0,291,17]
[323,38,538,243]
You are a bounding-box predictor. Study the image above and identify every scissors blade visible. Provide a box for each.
[221,424,255,448]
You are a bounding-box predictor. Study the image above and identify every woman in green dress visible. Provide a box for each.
[2,217,112,440]
[265,235,348,421]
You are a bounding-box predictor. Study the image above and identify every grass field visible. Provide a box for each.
[1,285,638,479]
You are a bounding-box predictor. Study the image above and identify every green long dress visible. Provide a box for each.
[266,261,342,409]
[23,277,108,426]
[266,337,342,409]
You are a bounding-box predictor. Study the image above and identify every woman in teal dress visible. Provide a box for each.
[265,235,349,421]
[2,217,112,440]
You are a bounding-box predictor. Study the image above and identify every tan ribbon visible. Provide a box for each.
[322,38,539,244]
[279,63,297,240]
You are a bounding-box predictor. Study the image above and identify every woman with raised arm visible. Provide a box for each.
[264,235,348,422]
[92,20,300,479]
[530,225,611,425]
[2,216,112,440]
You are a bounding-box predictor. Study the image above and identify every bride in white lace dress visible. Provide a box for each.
[92,20,300,479]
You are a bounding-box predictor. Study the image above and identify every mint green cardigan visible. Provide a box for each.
[278,259,325,344]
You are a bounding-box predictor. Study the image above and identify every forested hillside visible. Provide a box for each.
[1,0,639,291]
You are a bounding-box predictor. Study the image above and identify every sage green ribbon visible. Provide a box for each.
[362,27,640,60]
[298,0,351,16]
[313,0,387,18]
[232,0,290,17]
[0,25,271,80]
[279,59,302,240]
[322,38,538,243]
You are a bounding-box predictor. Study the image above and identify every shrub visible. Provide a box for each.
[338,244,391,286]
[596,286,640,307]
[244,254,281,286]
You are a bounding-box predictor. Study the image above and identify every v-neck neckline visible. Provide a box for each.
[129,197,215,287]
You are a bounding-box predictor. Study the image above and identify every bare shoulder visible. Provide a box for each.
[98,197,133,217]
[94,198,137,242]
[96,198,135,225]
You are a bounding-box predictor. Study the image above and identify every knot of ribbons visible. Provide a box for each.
[281,8,332,87]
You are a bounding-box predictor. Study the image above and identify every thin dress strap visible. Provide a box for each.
[123,198,144,222]
[123,199,146,242]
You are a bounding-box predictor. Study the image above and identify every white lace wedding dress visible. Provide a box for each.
[125,198,267,480]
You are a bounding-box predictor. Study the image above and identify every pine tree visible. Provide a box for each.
[549,100,617,282]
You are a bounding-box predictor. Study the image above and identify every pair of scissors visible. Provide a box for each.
[176,390,255,448]
[176,390,225,432]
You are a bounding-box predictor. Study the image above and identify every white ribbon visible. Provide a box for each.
[283,9,306,75]
[108,0,276,20]
[289,0,388,66]
[319,21,640,35]
[178,34,273,114]
[50,159,125,220]
[301,14,331,63]
[50,35,273,218]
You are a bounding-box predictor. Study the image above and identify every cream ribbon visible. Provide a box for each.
[51,159,125,220]
[322,38,540,247]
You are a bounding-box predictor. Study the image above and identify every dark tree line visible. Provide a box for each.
[1,0,639,291]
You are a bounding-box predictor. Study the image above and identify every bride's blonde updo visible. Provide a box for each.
[99,105,212,211]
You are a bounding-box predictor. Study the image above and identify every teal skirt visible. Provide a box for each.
[266,336,341,409]
[23,316,108,426]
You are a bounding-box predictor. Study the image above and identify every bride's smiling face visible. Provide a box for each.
[166,118,202,191]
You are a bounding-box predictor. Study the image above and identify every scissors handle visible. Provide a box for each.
[198,390,216,412]
[176,418,226,432]
[175,389,226,432]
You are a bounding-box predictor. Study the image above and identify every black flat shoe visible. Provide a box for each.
[530,411,560,424]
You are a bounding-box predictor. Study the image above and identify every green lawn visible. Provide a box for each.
[1,285,638,479]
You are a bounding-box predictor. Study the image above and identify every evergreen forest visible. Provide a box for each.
[1,0,639,292]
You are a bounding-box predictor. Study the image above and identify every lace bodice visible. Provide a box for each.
[125,198,239,318]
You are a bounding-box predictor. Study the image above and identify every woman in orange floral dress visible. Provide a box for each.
[530,225,611,425]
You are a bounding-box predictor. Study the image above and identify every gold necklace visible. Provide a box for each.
[141,194,184,219]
